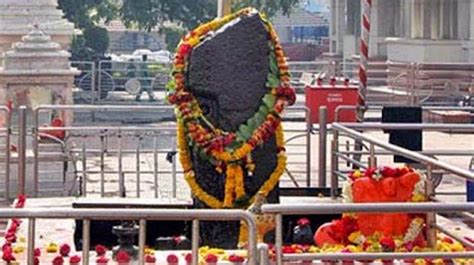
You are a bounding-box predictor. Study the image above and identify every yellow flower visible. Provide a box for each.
[144,248,154,255]
[348,231,365,245]
[352,170,362,178]
[412,193,426,202]
[46,242,58,253]
[414,259,427,265]
[13,245,25,254]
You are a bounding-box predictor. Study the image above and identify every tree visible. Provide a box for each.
[59,0,301,56]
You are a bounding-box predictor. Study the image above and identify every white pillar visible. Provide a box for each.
[468,0,474,61]
[335,0,345,54]
[430,0,440,39]
[330,0,337,52]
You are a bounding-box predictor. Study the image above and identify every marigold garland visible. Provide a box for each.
[170,8,294,209]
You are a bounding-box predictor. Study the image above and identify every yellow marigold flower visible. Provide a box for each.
[308,246,320,253]
[412,193,426,202]
[13,245,25,253]
[187,37,200,47]
[46,242,58,253]
[414,259,427,265]
[144,248,154,255]
[432,259,445,265]
[348,231,364,245]
[352,170,362,178]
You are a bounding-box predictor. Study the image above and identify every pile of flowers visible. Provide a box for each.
[168,7,295,209]
[2,195,26,264]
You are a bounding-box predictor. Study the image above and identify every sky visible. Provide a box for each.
[301,0,330,13]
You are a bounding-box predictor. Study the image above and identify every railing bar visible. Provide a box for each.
[82,219,90,265]
[136,137,141,198]
[100,133,105,197]
[82,143,87,196]
[118,132,124,196]
[27,218,35,265]
[138,219,146,265]
[332,123,474,181]
[192,219,199,265]
[153,136,158,198]
[335,153,368,169]
[172,145,177,198]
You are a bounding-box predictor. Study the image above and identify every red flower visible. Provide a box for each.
[5,231,16,243]
[15,194,26,208]
[281,246,296,254]
[442,237,454,244]
[34,257,40,265]
[70,255,81,263]
[178,44,192,57]
[166,253,179,264]
[34,247,41,257]
[185,253,192,264]
[145,254,156,263]
[95,244,107,256]
[96,255,109,264]
[204,253,218,263]
[228,254,245,262]
[59,243,71,256]
[297,218,311,226]
[364,167,377,178]
[116,250,131,263]
[380,236,396,251]
[2,246,15,262]
[380,166,397,178]
[2,244,11,253]
[52,255,64,265]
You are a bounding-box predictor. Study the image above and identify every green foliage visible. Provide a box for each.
[60,0,301,55]
[233,0,301,17]
[70,36,95,61]
[83,26,110,55]
[162,26,187,52]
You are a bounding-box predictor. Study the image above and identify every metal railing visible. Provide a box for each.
[281,106,312,187]
[31,105,177,198]
[97,60,170,102]
[331,122,474,199]
[22,105,312,198]
[71,61,96,104]
[0,208,257,265]
[262,202,474,265]
[0,106,11,201]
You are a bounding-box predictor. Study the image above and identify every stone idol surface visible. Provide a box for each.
[188,14,278,248]
[0,0,77,55]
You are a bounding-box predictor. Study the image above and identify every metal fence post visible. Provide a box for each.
[192,219,200,265]
[330,127,339,199]
[4,108,11,200]
[426,165,437,248]
[18,106,27,196]
[318,106,327,187]
[369,143,376,168]
[27,218,36,265]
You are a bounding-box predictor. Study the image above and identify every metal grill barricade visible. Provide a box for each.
[97,60,171,102]
[262,202,474,265]
[0,106,11,201]
[21,105,313,198]
[280,106,312,187]
[330,122,474,199]
[0,208,258,265]
[71,61,96,104]
[31,105,178,199]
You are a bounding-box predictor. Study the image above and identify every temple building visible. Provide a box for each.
[0,0,77,56]
[330,0,474,63]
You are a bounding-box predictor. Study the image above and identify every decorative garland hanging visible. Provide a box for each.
[168,8,295,208]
